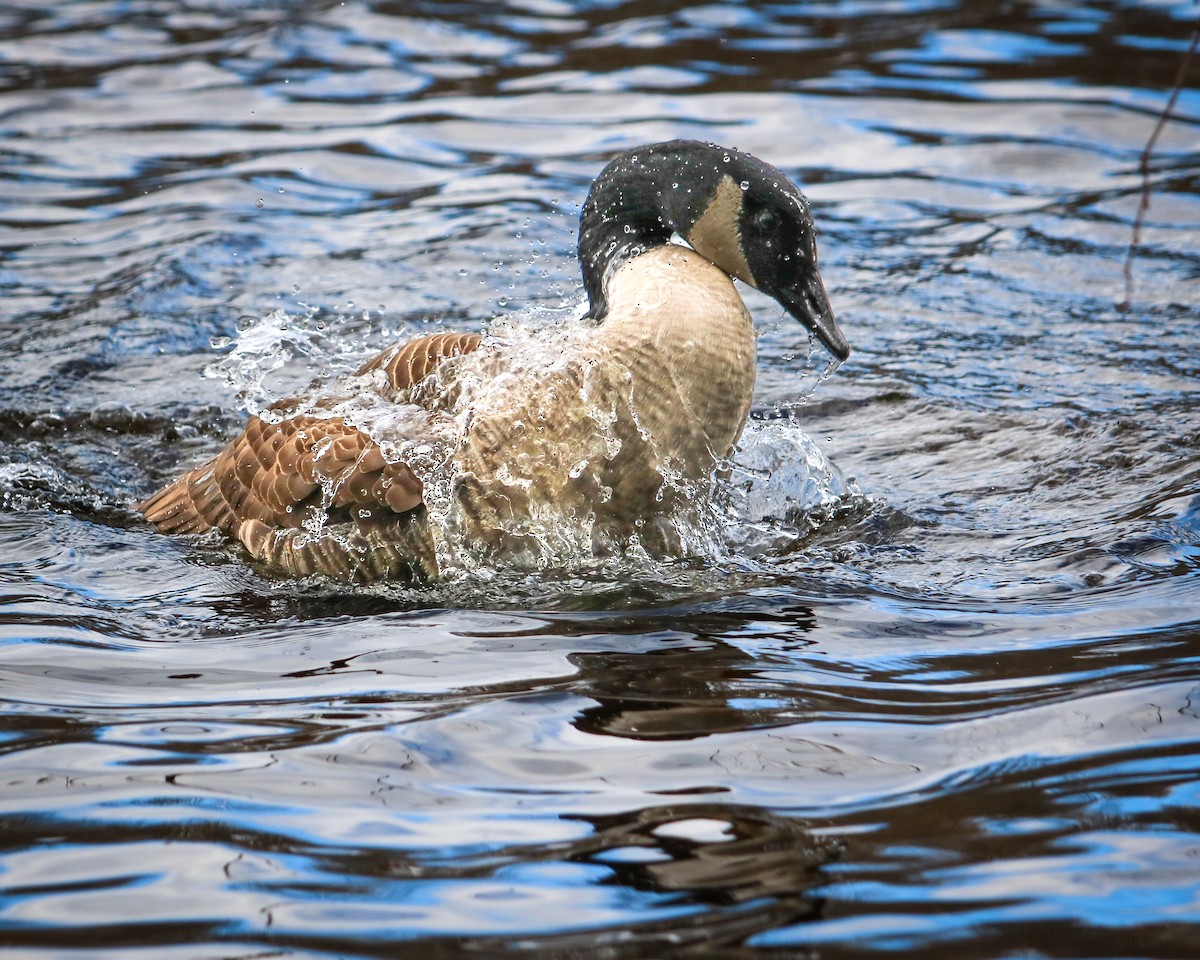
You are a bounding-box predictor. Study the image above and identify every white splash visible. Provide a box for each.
[205,302,855,578]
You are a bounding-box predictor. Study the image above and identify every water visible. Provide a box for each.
[2,1,1198,956]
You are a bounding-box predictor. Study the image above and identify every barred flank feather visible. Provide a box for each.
[238,508,437,584]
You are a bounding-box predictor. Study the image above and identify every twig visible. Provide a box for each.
[1121,21,1200,310]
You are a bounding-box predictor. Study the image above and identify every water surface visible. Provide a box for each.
[2,1,1199,957]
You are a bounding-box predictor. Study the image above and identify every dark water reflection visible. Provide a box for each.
[3,1,1200,957]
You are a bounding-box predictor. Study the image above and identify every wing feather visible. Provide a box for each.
[140,331,483,581]
[355,331,481,393]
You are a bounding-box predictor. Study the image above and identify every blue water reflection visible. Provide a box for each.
[2,0,1199,957]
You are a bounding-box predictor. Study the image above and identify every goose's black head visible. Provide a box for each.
[578,139,849,361]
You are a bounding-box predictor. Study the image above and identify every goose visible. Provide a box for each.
[139,140,849,582]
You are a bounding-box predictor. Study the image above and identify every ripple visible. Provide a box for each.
[2,0,1199,957]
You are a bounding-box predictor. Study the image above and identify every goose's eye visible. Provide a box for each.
[753,208,777,230]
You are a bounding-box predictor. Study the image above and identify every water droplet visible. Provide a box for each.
[623,224,633,234]
[723,154,730,162]
[740,180,749,191]
[255,198,264,208]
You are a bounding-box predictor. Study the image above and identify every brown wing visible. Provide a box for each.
[355,331,481,393]
[138,414,425,533]
[139,331,484,582]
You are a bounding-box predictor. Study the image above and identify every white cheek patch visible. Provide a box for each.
[686,175,755,287]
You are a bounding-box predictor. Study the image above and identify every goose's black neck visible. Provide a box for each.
[576,140,849,362]
[578,141,761,320]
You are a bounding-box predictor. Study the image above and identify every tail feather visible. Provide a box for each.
[139,462,228,534]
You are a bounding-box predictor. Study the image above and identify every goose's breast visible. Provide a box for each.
[597,245,757,468]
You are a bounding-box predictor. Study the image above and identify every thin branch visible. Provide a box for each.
[1121,21,1200,310]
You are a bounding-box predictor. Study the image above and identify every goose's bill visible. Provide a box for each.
[781,271,849,361]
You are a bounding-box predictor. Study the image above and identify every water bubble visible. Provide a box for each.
[277,187,285,194]
[740,180,749,191]
[89,402,137,431]
[624,224,633,234]
[723,154,730,162]
[255,198,264,208]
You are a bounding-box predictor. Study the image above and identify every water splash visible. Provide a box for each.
[719,420,858,557]
[199,301,855,582]
[204,308,319,415]
[203,306,401,416]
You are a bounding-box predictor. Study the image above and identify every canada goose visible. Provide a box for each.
[139,140,849,582]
